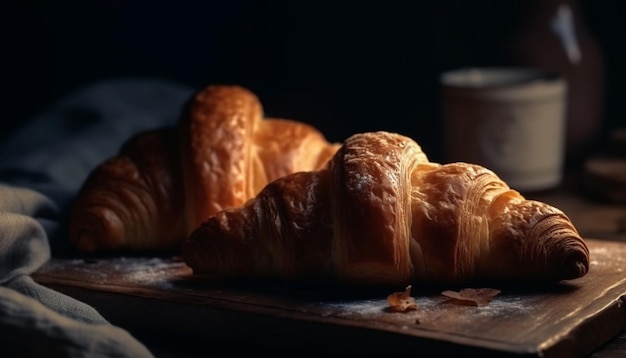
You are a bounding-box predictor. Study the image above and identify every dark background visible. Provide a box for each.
[4,0,625,164]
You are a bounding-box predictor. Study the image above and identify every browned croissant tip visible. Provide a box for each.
[181,224,221,275]
[70,205,126,251]
[74,231,98,253]
[575,261,588,276]
[180,241,200,271]
[561,249,590,280]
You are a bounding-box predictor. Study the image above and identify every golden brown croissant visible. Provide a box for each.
[182,131,589,286]
[69,85,341,252]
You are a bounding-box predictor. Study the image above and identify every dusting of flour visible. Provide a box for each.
[314,294,536,325]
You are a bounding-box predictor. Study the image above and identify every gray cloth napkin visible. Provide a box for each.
[0,78,195,357]
[0,185,153,357]
[0,77,194,219]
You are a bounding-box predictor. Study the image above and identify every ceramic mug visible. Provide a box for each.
[440,67,567,192]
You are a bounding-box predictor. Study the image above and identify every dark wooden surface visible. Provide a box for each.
[33,241,626,357]
[33,238,625,357]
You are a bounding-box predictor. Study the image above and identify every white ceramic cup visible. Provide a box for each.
[440,67,567,192]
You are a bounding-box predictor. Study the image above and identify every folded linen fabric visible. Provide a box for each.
[0,184,154,357]
[0,78,194,357]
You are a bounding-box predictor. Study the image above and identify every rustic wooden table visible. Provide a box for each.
[34,239,625,358]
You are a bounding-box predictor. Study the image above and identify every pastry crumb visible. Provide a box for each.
[387,285,419,312]
[441,288,501,306]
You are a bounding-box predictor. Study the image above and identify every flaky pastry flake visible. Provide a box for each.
[387,285,419,312]
[441,288,501,306]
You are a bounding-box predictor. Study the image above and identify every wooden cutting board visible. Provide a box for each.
[33,239,626,357]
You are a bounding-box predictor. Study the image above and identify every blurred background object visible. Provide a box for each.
[583,126,626,203]
[502,0,605,167]
[3,0,625,167]
[440,67,568,193]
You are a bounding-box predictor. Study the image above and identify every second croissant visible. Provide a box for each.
[68,85,340,252]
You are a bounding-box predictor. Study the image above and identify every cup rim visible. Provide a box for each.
[440,67,562,89]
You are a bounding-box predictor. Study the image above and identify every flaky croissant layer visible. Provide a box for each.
[182,131,589,286]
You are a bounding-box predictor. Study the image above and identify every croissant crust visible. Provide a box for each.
[182,131,589,286]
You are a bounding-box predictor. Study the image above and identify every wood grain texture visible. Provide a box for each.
[33,239,626,358]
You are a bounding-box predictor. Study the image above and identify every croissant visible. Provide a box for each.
[182,131,590,286]
[69,85,341,252]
